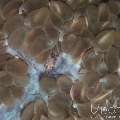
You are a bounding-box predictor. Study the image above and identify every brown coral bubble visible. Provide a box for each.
[35,49,50,64]
[81,49,100,71]
[97,31,114,50]
[33,99,48,120]
[3,14,24,36]
[70,80,89,103]
[70,16,88,34]
[65,117,74,120]
[61,14,89,34]
[48,93,69,119]
[104,47,119,73]
[19,0,49,15]
[36,41,60,65]
[0,84,23,107]
[96,31,120,48]
[113,31,120,45]
[49,11,64,30]
[0,51,28,86]
[0,0,10,19]
[0,86,16,106]
[44,18,59,42]
[100,73,120,90]
[9,85,24,99]
[49,0,73,21]
[0,72,14,86]
[23,27,59,64]
[66,0,89,10]
[21,99,47,120]
[39,73,57,94]
[22,27,49,56]
[74,71,102,102]
[0,31,7,41]
[0,53,13,69]
[49,0,73,29]
[4,58,28,87]
[27,7,50,27]
[86,5,100,34]
[62,33,90,61]
[89,0,101,4]
[40,115,48,120]
[76,102,91,117]
[113,84,120,97]
[91,89,113,105]
[79,71,100,87]
[81,49,109,75]
[57,75,73,96]
[5,58,28,77]
[8,27,27,50]
[97,3,110,22]
[0,0,10,8]
[85,74,103,99]
[93,30,115,53]
[108,0,120,15]
[21,102,34,120]
[0,52,28,107]
[0,15,5,29]
[2,0,22,19]
[70,81,83,103]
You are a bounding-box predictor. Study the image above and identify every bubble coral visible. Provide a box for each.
[0,0,120,120]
